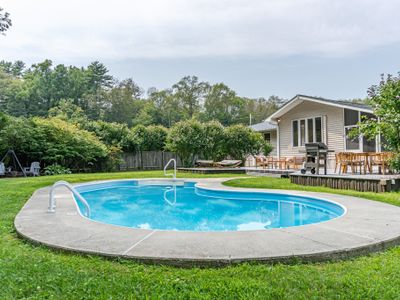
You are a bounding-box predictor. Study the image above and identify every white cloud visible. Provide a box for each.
[1,0,400,62]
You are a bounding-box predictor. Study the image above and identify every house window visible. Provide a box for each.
[300,120,306,146]
[292,120,298,147]
[292,116,323,147]
[344,109,377,152]
[263,132,271,143]
[307,118,314,142]
[344,109,360,150]
[361,112,376,152]
[315,117,322,142]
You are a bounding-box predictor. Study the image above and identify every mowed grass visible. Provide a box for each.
[1,172,400,299]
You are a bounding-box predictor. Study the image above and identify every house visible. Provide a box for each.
[250,94,381,169]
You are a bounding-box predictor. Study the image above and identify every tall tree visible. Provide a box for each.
[202,83,245,126]
[0,60,25,76]
[172,76,210,119]
[86,61,113,92]
[358,73,400,170]
[0,7,12,34]
[141,89,183,127]
[103,79,143,126]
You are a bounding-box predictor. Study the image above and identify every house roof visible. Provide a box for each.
[249,121,277,132]
[267,94,373,121]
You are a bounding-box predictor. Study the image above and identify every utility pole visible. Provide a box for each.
[249,113,252,126]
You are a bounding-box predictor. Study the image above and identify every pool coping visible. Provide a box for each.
[14,178,400,267]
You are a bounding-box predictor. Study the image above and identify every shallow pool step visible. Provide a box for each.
[137,179,186,186]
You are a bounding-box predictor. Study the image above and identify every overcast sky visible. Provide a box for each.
[1,0,400,99]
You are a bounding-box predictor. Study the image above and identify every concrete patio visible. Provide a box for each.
[14,178,400,267]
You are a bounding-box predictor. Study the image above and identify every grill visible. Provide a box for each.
[300,143,330,175]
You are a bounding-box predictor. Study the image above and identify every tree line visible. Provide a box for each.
[0,60,284,128]
[0,111,269,172]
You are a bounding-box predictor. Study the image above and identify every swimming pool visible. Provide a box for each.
[74,180,344,232]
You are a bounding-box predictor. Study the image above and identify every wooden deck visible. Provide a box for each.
[178,167,296,176]
[245,168,296,178]
[178,167,247,174]
[290,172,400,192]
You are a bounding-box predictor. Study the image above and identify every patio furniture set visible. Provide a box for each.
[334,152,394,175]
[255,155,304,170]
[255,151,395,175]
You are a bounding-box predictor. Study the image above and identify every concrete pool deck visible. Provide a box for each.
[14,178,400,267]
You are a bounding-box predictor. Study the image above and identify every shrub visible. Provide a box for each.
[166,120,206,167]
[143,125,168,151]
[0,116,109,170]
[202,121,226,161]
[126,125,147,153]
[102,145,123,172]
[262,142,274,157]
[223,125,264,162]
[83,120,130,150]
[44,164,72,176]
[32,117,108,169]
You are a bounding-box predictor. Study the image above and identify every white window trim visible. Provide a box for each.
[291,116,323,148]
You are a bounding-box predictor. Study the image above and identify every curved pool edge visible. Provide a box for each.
[14,178,400,267]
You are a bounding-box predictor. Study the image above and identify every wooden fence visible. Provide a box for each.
[118,151,185,171]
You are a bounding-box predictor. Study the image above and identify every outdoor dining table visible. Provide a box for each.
[353,152,370,174]
[337,152,391,175]
[268,157,287,170]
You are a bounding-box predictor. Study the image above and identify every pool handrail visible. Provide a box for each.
[48,180,91,217]
[164,158,177,179]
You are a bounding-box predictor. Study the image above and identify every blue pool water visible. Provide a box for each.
[75,180,344,231]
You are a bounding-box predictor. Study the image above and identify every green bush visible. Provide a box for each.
[166,120,206,167]
[143,125,168,151]
[0,116,108,170]
[128,124,168,152]
[223,124,264,162]
[32,117,108,169]
[44,164,72,176]
[83,120,130,150]
[202,121,226,161]
[262,142,274,157]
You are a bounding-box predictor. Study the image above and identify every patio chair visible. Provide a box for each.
[370,152,393,175]
[335,152,354,174]
[351,153,368,174]
[0,162,5,176]
[214,160,242,168]
[24,161,40,176]
[195,160,215,167]
[286,156,304,170]
[255,155,268,168]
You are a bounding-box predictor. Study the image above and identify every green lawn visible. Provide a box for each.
[2,172,400,299]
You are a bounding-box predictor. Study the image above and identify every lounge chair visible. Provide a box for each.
[195,160,215,167]
[214,160,242,168]
[24,161,40,176]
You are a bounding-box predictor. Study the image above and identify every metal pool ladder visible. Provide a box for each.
[164,158,177,179]
[48,180,91,217]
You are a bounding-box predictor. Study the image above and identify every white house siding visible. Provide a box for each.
[278,100,344,169]
[268,131,277,157]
